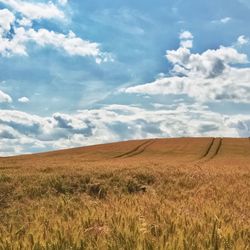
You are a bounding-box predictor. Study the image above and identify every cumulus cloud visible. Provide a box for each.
[237,35,249,45]
[0,27,28,56]
[27,29,106,59]
[4,28,103,58]
[225,116,250,137]
[124,31,250,103]
[179,31,193,40]
[0,103,245,155]
[0,1,111,62]
[18,96,29,103]
[0,8,15,34]
[179,30,193,49]
[0,90,12,103]
[166,46,247,77]
[17,17,32,27]
[0,27,110,61]
[0,0,65,20]
[0,27,108,60]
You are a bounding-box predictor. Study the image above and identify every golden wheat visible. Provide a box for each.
[0,138,249,249]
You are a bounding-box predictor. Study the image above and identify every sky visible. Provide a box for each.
[1,0,250,155]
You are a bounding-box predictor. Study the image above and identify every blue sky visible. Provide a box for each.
[1,0,250,155]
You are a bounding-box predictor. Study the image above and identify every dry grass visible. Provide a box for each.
[0,138,249,249]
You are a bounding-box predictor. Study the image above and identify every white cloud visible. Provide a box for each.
[0,26,28,56]
[17,17,32,27]
[220,17,231,23]
[0,27,112,63]
[0,8,15,34]
[225,115,250,137]
[26,29,103,58]
[0,0,65,20]
[180,39,193,49]
[166,46,247,77]
[0,102,246,156]
[124,33,250,103]
[0,1,112,62]
[211,17,232,25]
[179,31,193,40]
[18,96,29,103]
[237,35,249,45]
[0,90,12,103]
[179,30,193,49]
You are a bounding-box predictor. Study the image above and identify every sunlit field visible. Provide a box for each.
[0,138,249,249]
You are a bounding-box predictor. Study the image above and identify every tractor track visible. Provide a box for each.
[199,138,215,159]
[114,140,155,159]
[197,138,223,164]
[126,141,155,158]
[213,138,222,159]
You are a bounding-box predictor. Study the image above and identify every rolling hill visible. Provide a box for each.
[0,138,249,249]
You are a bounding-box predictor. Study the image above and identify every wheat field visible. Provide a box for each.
[0,138,249,249]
